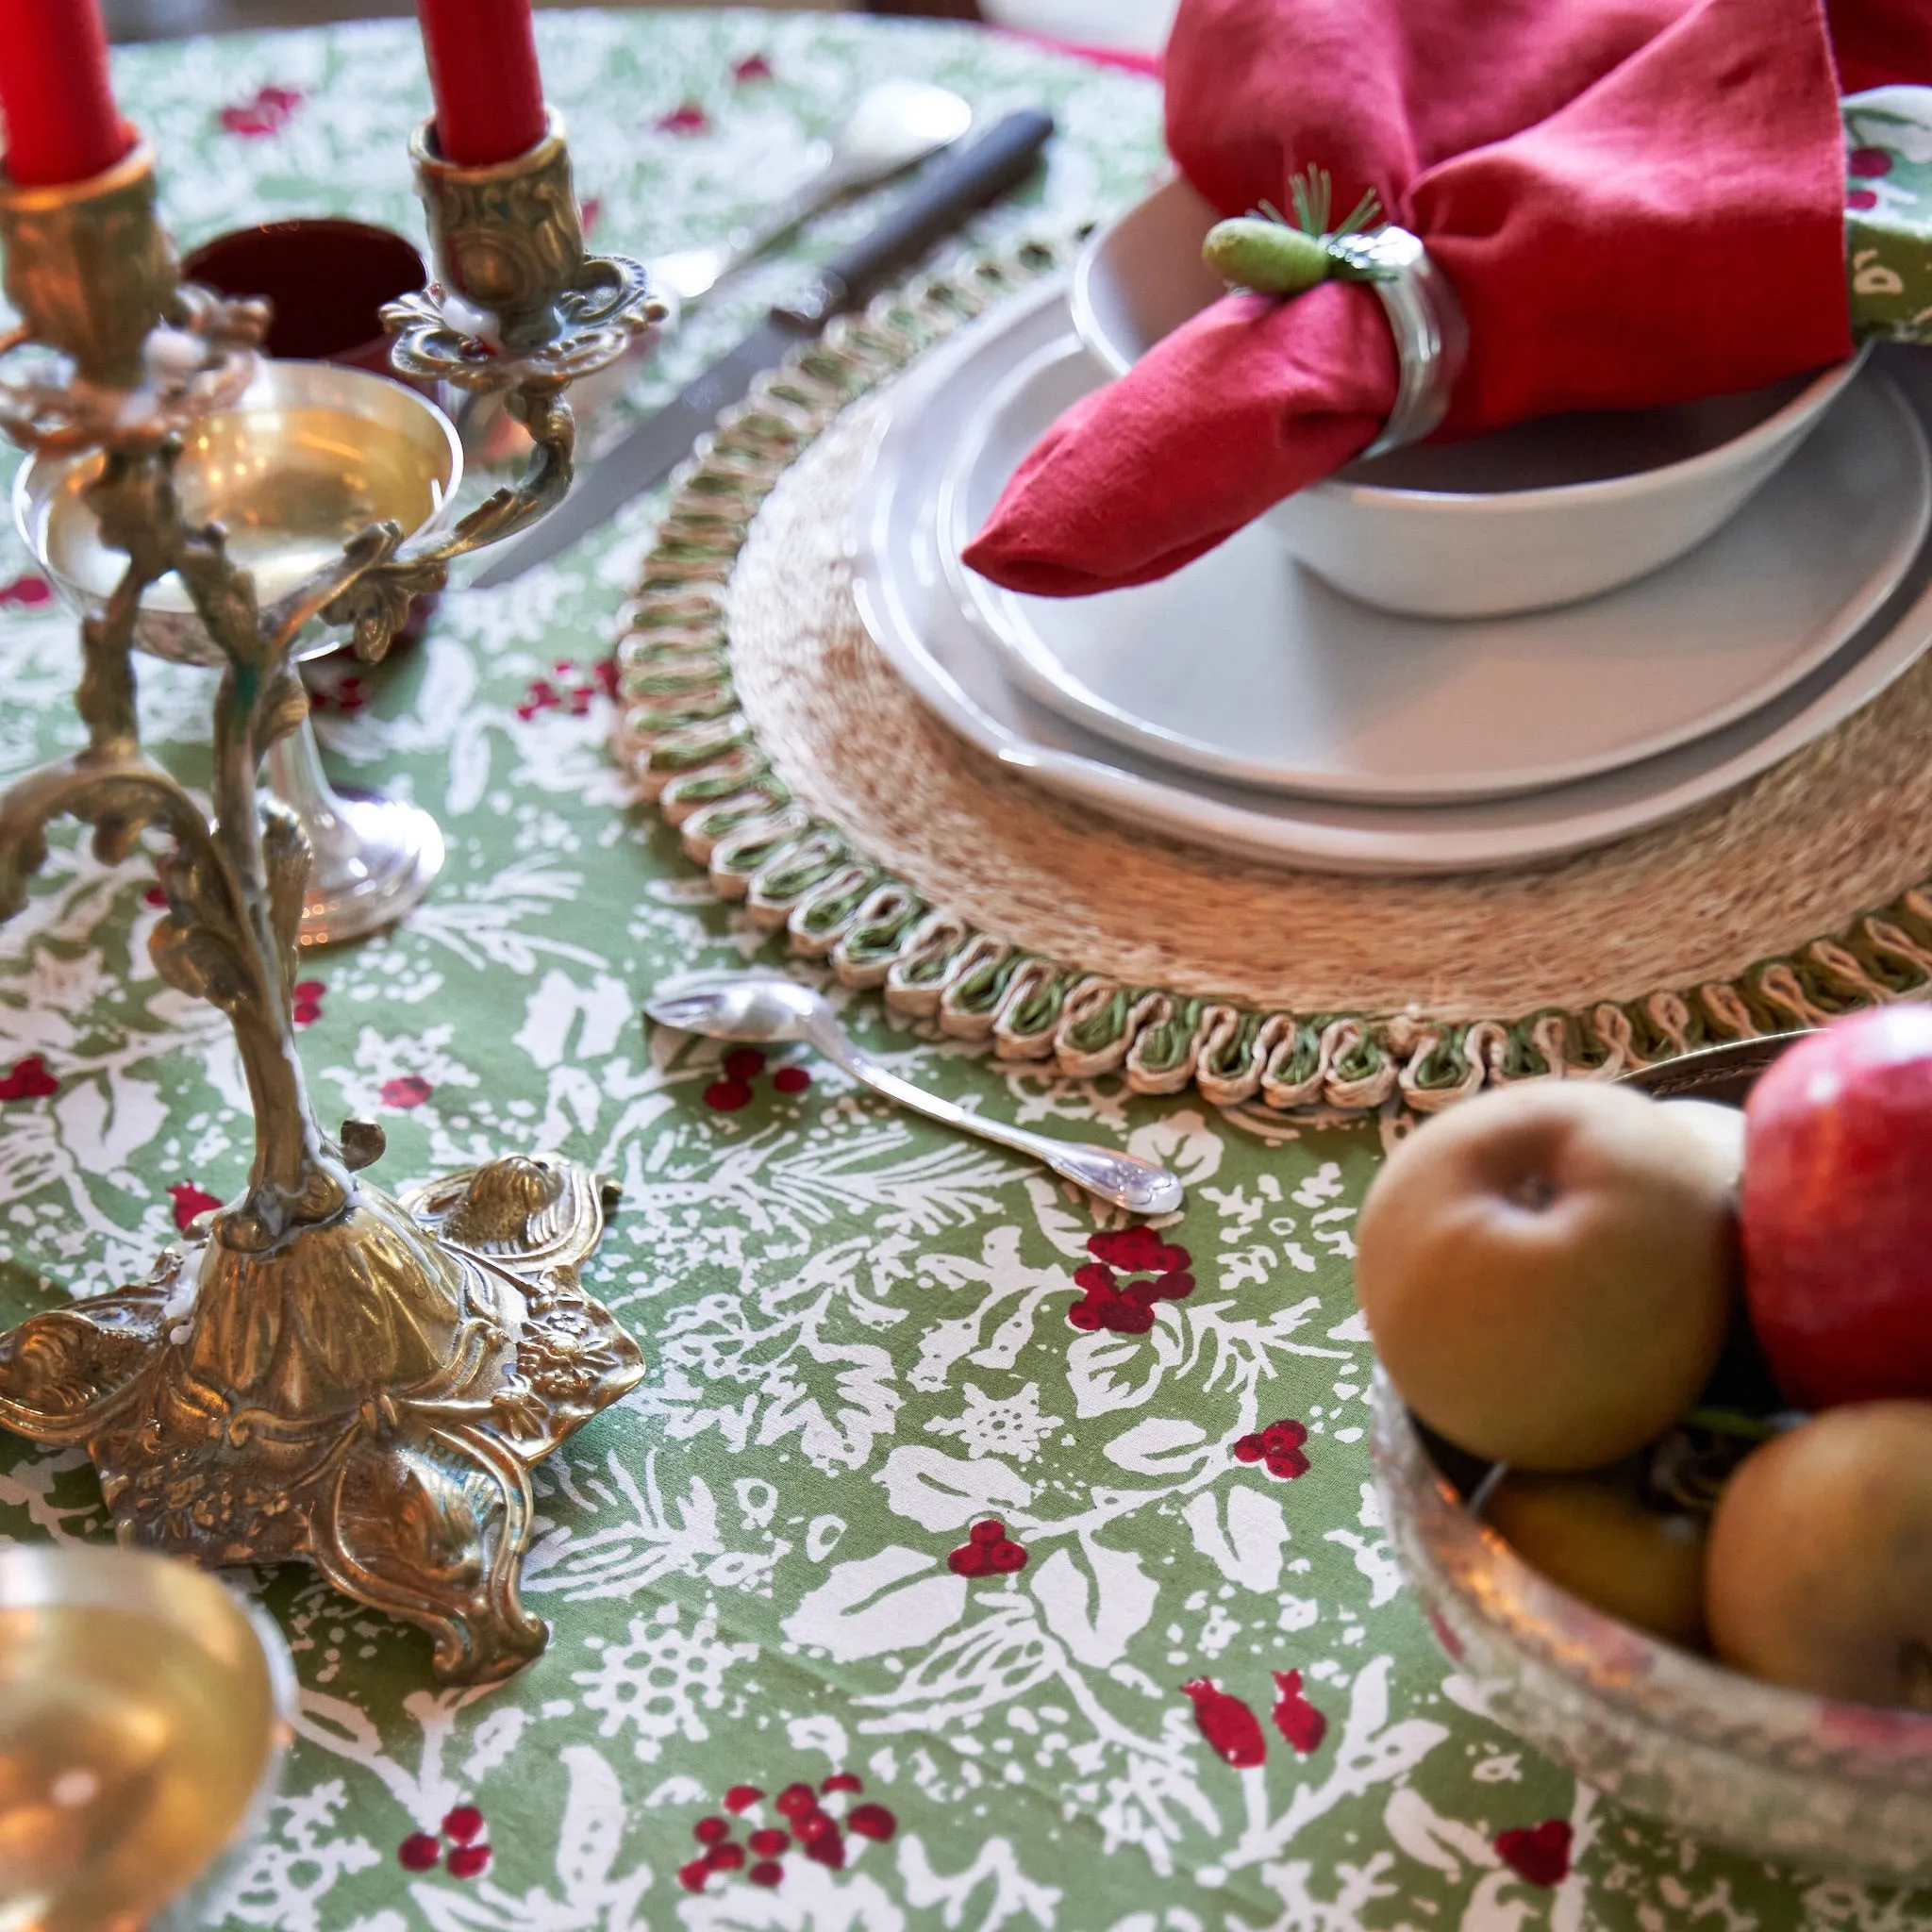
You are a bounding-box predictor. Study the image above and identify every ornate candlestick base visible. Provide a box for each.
[0,1151,641,1683]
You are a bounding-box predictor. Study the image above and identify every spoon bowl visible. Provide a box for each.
[647,974,824,1045]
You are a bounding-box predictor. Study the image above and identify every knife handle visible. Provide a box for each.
[771,108,1055,331]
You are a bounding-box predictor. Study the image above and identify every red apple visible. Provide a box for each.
[1741,1007,1932,1408]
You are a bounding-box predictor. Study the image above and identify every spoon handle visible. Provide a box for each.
[819,1036,1185,1217]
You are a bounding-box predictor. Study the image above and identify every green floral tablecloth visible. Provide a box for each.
[0,12,1923,1930]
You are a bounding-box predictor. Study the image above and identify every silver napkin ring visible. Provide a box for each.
[1345,225,1468,459]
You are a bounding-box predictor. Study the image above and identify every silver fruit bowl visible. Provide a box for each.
[1370,1033,1932,1884]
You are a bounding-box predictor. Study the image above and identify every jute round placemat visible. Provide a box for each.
[613,242,1932,1115]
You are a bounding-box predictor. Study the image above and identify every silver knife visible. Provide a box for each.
[471,108,1056,588]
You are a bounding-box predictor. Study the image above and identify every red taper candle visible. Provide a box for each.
[0,0,131,188]
[416,0,546,168]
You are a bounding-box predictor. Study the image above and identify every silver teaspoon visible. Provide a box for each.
[646,972,1186,1217]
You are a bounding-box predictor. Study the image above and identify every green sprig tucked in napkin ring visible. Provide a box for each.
[1206,97,1932,345]
[1202,165,1397,293]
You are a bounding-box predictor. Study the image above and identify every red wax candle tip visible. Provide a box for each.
[416,0,547,167]
[0,0,132,188]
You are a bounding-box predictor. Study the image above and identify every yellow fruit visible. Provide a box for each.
[1483,1463,1707,1649]
[1706,1402,1932,1708]
[1357,1082,1737,1470]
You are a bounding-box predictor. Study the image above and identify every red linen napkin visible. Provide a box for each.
[963,0,1879,598]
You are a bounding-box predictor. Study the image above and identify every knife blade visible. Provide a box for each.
[471,108,1056,589]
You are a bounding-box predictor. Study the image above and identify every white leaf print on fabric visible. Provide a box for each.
[874,1444,1035,1531]
[1181,1487,1290,1594]
[895,1833,1063,1931]
[1102,1417,1210,1477]
[1065,1313,1187,1419]
[1031,1541,1160,1668]
[782,1546,971,1663]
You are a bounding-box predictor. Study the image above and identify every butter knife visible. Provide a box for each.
[471,108,1056,588]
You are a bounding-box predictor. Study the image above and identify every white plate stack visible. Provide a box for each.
[849,275,1932,874]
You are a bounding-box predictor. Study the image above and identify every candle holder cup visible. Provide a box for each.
[0,118,664,1682]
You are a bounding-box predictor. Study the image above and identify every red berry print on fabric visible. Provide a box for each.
[724,1047,767,1081]
[683,1770,893,1892]
[800,1815,846,1870]
[1089,1225,1188,1274]
[1181,1677,1267,1767]
[848,1803,896,1841]
[219,83,303,137]
[948,1518,1027,1576]
[1235,1417,1310,1479]
[397,1832,441,1872]
[733,52,774,83]
[1849,146,1893,178]
[704,1078,754,1111]
[442,1806,483,1844]
[0,1056,57,1101]
[774,1064,812,1093]
[1495,1819,1573,1889]
[308,675,366,717]
[656,101,709,135]
[379,1074,433,1109]
[399,1805,491,1876]
[1848,187,1879,210]
[0,575,51,608]
[1271,1669,1328,1754]
[515,661,613,722]
[167,1182,223,1232]
[1068,1228,1194,1334]
[143,884,168,908]
[291,978,325,1026]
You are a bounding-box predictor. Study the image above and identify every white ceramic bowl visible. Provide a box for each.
[1073,177,1865,619]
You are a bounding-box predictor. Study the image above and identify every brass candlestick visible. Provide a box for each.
[0,121,660,1683]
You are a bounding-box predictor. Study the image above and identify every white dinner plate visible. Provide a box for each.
[937,323,1930,803]
[848,279,1932,874]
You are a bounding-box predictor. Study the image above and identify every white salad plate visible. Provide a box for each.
[848,278,1932,875]
[935,301,1930,803]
